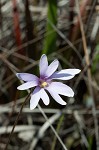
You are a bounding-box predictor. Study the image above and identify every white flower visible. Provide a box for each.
[16,54,81,109]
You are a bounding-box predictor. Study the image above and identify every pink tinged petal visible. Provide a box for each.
[30,87,41,110]
[47,89,66,105]
[39,54,48,76]
[46,82,74,97]
[16,73,39,82]
[45,59,59,78]
[17,81,38,90]
[40,89,49,105]
[50,69,81,80]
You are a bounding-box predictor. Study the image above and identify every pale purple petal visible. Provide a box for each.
[30,87,41,110]
[40,89,49,105]
[50,69,81,80]
[45,59,59,78]
[50,72,74,80]
[47,89,66,105]
[46,82,74,97]
[16,73,39,82]
[60,69,81,75]
[39,54,48,76]
[17,81,38,90]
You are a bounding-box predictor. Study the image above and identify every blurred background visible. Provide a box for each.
[0,0,99,149]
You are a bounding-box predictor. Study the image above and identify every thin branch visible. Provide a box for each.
[4,90,32,150]
[38,105,68,150]
[76,0,99,149]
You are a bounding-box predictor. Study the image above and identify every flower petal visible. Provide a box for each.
[17,81,38,90]
[30,87,41,110]
[16,73,39,82]
[40,89,49,105]
[50,72,74,80]
[61,69,81,75]
[47,89,66,105]
[50,69,81,80]
[39,54,48,76]
[45,59,59,78]
[46,82,74,97]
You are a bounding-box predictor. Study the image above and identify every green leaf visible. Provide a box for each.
[42,0,57,54]
[88,136,93,150]
[92,44,99,73]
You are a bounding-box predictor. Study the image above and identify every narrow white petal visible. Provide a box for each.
[61,69,81,75]
[16,73,39,82]
[50,72,74,80]
[17,81,38,90]
[47,89,66,105]
[45,59,59,78]
[50,69,81,80]
[46,82,74,97]
[40,89,49,105]
[39,54,48,76]
[30,87,41,110]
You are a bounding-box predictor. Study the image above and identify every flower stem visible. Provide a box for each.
[38,105,68,150]
[4,91,32,150]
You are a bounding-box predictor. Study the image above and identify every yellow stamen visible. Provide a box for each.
[41,82,48,88]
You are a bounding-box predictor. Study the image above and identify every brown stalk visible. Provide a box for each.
[4,90,32,150]
[12,0,23,54]
[76,0,99,149]
[70,0,92,42]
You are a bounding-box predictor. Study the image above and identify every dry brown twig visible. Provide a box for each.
[76,0,99,149]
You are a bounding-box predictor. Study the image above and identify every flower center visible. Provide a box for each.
[40,81,48,88]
